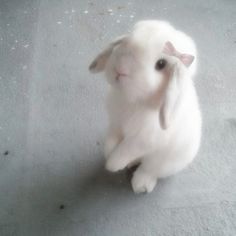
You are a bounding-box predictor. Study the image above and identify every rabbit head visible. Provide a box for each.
[89,20,197,129]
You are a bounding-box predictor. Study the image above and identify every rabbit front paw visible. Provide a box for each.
[105,155,128,172]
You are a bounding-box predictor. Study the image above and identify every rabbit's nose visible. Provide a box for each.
[115,67,129,81]
[115,66,129,77]
[116,71,128,77]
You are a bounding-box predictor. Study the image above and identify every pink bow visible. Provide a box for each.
[163,41,194,67]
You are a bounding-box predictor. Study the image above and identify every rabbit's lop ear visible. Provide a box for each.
[89,35,127,73]
[159,64,183,129]
[159,42,195,129]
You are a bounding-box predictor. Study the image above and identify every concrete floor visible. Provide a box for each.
[0,0,236,235]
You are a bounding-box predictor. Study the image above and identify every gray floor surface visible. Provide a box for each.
[0,0,236,235]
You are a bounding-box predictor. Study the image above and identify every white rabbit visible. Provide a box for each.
[89,20,202,193]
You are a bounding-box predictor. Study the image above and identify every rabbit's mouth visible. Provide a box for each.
[115,74,128,81]
[115,69,129,81]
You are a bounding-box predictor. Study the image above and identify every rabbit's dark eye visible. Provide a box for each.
[155,59,167,70]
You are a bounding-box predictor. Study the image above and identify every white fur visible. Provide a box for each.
[89,20,202,193]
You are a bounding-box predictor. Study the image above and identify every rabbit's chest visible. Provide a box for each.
[109,102,155,135]
[120,107,144,130]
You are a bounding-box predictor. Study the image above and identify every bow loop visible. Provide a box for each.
[163,41,194,67]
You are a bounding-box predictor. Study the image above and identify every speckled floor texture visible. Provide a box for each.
[0,0,236,235]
